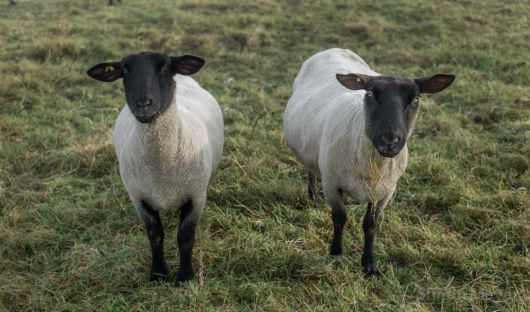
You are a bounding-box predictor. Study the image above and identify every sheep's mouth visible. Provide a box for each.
[376,146,400,158]
[135,111,161,124]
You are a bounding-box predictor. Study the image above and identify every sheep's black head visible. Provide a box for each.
[336,73,455,158]
[87,52,204,123]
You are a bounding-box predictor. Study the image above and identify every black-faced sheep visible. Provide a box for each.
[87,52,224,284]
[283,48,454,275]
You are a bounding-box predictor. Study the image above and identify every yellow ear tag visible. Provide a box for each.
[356,78,361,82]
[105,65,114,73]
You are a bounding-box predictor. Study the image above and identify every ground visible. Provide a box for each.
[0,0,529,311]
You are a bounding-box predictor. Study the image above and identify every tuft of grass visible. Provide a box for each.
[1,0,529,311]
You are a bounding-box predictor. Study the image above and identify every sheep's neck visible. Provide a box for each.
[139,97,185,161]
[359,134,394,168]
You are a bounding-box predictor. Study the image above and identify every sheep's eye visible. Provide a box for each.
[161,64,169,72]
[122,66,129,75]
[366,91,373,97]
[410,96,419,107]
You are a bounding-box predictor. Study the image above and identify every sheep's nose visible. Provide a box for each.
[136,98,152,107]
[381,133,400,146]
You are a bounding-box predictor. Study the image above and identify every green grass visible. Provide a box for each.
[1,0,529,311]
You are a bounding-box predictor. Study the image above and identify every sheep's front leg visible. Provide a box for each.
[361,193,392,275]
[139,201,169,281]
[326,190,347,256]
[361,202,379,275]
[176,200,199,284]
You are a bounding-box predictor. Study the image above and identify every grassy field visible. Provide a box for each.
[1,0,529,311]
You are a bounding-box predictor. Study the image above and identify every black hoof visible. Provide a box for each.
[361,261,379,277]
[175,269,194,286]
[330,244,343,256]
[361,254,380,276]
[149,264,169,282]
[363,265,379,276]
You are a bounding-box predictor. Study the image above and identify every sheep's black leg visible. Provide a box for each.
[176,200,197,284]
[139,201,169,281]
[308,171,318,203]
[329,192,347,255]
[361,202,379,275]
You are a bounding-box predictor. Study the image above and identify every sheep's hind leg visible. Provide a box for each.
[138,201,169,282]
[325,188,346,256]
[176,200,199,284]
[308,171,318,204]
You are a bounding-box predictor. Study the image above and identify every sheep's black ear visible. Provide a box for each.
[171,55,205,75]
[336,73,373,90]
[87,62,123,82]
[414,74,455,94]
